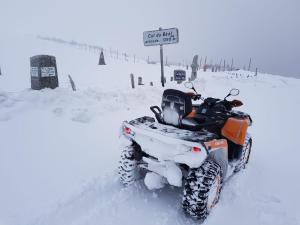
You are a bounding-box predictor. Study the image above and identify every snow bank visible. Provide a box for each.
[0,34,300,225]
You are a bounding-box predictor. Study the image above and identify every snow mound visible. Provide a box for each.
[0,34,300,225]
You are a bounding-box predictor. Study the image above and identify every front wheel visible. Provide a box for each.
[182,159,223,221]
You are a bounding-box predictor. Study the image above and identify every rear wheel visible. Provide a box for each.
[234,134,252,172]
[118,144,141,186]
[182,160,223,221]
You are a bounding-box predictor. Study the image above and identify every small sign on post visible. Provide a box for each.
[174,70,186,84]
[138,76,144,85]
[143,27,179,87]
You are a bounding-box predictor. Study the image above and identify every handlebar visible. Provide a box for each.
[191,94,202,101]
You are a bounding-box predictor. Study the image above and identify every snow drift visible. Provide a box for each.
[0,34,300,225]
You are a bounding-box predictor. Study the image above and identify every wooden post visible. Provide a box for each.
[255,68,258,76]
[130,73,135,89]
[0,66,2,76]
[68,75,76,91]
[223,60,226,71]
[98,49,106,65]
[204,56,207,68]
[150,82,153,86]
[248,57,252,71]
[230,58,234,71]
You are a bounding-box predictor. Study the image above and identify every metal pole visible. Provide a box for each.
[159,27,165,87]
[160,44,164,87]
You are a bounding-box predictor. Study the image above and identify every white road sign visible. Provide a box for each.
[41,67,56,77]
[143,28,179,46]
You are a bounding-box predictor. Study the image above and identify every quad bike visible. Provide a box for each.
[118,82,252,221]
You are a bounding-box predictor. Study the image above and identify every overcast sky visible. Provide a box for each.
[1,0,300,77]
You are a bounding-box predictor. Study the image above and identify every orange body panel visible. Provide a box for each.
[204,139,228,151]
[221,117,249,145]
[186,109,197,118]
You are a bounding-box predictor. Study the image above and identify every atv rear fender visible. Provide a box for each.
[121,117,219,168]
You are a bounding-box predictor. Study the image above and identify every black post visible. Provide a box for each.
[130,73,135,89]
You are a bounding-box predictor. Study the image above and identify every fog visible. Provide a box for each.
[1,0,300,77]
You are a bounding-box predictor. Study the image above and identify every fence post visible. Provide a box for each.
[98,49,106,65]
[68,75,76,91]
[130,73,135,89]
[150,82,153,86]
[255,68,258,76]
[248,58,252,71]
[0,66,2,76]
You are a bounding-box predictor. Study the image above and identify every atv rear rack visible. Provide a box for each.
[125,116,217,143]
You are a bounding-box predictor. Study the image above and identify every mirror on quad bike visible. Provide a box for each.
[229,88,240,96]
[224,88,240,99]
[184,82,197,93]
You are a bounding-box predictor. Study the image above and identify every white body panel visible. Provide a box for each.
[122,121,208,169]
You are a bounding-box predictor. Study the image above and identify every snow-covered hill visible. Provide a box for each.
[0,35,299,225]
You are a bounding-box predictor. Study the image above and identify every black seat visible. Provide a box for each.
[161,89,192,126]
[150,89,205,130]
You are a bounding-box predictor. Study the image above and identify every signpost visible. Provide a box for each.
[143,27,179,87]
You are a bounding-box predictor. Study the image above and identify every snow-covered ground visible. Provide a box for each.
[1,34,300,225]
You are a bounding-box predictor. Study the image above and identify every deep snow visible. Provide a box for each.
[0,34,300,225]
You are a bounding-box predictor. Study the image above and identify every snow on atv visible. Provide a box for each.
[118,82,252,221]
